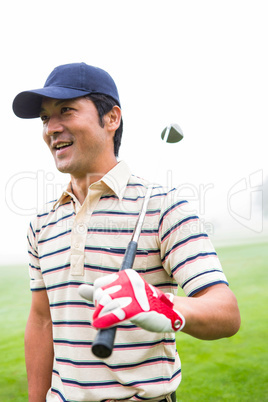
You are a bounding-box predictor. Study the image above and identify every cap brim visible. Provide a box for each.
[12,87,92,118]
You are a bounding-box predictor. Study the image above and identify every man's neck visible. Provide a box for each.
[70,162,118,205]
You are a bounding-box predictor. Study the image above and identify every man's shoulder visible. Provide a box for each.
[29,197,69,228]
[127,173,164,192]
[126,175,189,214]
[127,175,185,199]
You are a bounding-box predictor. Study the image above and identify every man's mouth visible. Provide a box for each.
[54,142,73,150]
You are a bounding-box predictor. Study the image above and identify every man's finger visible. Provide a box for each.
[79,284,94,302]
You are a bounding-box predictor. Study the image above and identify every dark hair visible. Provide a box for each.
[85,94,123,157]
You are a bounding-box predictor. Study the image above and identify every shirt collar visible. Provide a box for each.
[101,160,131,200]
[53,160,131,208]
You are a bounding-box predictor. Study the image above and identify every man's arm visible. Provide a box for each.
[80,271,240,339]
[174,283,241,340]
[25,289,54,402]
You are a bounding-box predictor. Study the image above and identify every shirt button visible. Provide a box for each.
[75,243,80,249]
[78,223,86,233]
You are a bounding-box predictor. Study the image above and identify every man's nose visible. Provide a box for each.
[44,116,64,136]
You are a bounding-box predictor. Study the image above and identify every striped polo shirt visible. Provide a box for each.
[27,160,228,402]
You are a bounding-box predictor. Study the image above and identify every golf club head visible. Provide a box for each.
[161,124,184,143]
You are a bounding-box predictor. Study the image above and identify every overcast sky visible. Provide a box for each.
[1,0,267,264]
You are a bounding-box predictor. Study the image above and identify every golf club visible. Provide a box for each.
[90,185,153,358]
[161,123,184,143]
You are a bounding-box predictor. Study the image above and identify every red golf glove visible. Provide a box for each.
[79,269,185,333]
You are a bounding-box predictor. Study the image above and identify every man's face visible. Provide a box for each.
[40,97,116,178]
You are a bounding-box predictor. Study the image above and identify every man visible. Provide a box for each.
[13,62,240,402]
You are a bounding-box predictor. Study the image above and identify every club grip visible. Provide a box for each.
[120,241,138,271]
[92,241,138,358]
[92,327,116,358]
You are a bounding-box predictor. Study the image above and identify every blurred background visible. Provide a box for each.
[1,0,267,265]
[1,2,268,400]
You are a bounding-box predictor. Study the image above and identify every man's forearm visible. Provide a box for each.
[25,316,54,401]
[174,284,241,340]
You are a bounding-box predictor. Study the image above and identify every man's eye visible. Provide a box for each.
[40,115,48,122]
[61,107,72,113]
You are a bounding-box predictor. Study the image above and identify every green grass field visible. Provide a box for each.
[0,241,267,401]
[176,241,268,401]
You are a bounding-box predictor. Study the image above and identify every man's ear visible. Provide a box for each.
[104,106,122,132]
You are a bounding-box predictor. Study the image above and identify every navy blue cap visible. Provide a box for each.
[12,62,120,118]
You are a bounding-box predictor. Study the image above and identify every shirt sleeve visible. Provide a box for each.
[158,189,228,296]
[27,218,46,291]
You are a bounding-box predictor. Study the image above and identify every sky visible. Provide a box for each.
[1,0,267,264]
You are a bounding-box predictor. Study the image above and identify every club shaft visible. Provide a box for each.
[91,186,153,358]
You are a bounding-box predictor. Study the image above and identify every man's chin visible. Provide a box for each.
[55,163,72,174]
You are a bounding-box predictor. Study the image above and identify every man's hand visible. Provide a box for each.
[79,269,185,333]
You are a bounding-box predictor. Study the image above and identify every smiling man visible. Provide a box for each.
[40,96,120,203]
[12,63,240,402]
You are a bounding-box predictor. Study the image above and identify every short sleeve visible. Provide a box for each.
[27,219,46,291]
[158,189,228,296]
